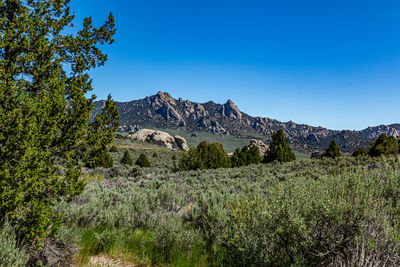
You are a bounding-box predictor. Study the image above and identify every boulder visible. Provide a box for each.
[174,135,189,151]
[129,129,189,151]
[249,139,270,156]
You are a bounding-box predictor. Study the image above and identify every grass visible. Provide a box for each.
[77,227,215,266]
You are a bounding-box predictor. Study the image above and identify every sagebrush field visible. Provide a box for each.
[37,137,400,266]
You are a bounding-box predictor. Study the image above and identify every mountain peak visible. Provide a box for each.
[223,99,242,120]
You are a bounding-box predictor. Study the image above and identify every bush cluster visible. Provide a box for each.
[231,146,262,167]
[179,141,231,170]
[368,133,399,157]
[57,156,400,266]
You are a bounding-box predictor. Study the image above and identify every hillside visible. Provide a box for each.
[93,91,400,153]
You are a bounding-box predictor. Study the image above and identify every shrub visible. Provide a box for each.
[121,151,133,166]
[153,152,158,158]
[263,130,296,163]
[179,141,231,170]
[368,134,399,157]
[352,147,367,157]
[322,139,342,159]
[87,149,114,168]
[109,145,119,152]
[208,168,400,266]
[0,220,29,267]
[136,153,151,167]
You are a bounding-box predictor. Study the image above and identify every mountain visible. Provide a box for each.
[93,91,400,153]
[390,124,400,131]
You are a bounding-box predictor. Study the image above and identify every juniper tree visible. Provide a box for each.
[352,147,367,157]
[0,0,117,245]
[179,141,231,170]
[263,130,296,163]
[136,153,150,167]
[322,140,342,159]
[368,134,399,157]
[121,150,133,166]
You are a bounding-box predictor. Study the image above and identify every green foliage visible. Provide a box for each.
[322,139,342,159]
[0,0,117,246]
[109,145,119,152]
[153,152,158,158]
[218,168,400,265]
[121,151,133,166]
[231,146,262,167]
[368,134,399,157]
[87,148,114,169]
[136,153,151,167]
[0,219,29,267]
[263,130,296,163]
[179,141,231,170]
[352,147,368,157]
[85,95,120,168]
[57,156,400,266]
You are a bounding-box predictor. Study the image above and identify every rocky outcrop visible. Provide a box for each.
[92,92,400,153]
[222,99,242,120]
[249,139,270,156]
[129,129,189,151]
[174,135,189,151]
[359,125,400,139]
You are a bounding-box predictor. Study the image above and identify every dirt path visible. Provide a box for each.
[115,144,159,150]
[84,255,135,267]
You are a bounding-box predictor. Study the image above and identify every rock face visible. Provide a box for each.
[174,135,189,151]
[249,139,270,156]
[222,99,242,120]
[92,92,400,153]
[129,129,189,151]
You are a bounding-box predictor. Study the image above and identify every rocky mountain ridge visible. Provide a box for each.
[93,91,400,153]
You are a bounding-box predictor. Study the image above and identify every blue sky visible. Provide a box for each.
[69,0,400,130]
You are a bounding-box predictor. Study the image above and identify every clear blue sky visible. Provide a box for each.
[69,0,400,130]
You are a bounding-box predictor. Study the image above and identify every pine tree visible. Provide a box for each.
[0,0,117,245]
[121,151,133,166]
[322,140,342,159]
[136,153,151,167]
[263,130,296,163]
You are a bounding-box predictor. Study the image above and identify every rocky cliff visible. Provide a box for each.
[93,91,400,153]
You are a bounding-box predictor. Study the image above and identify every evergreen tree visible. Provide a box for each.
[322,140,342,159]
[179,141,231,170]
[231,146,262,167]
[352,147,367,157]
[263,130,296,163]
[248,146,262,164]
[109,145,119,152]
[0,0,117,245]
[85,95,120,168]
[121,151,133,166]
[136,153,150,167]
[368,134,399,157]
